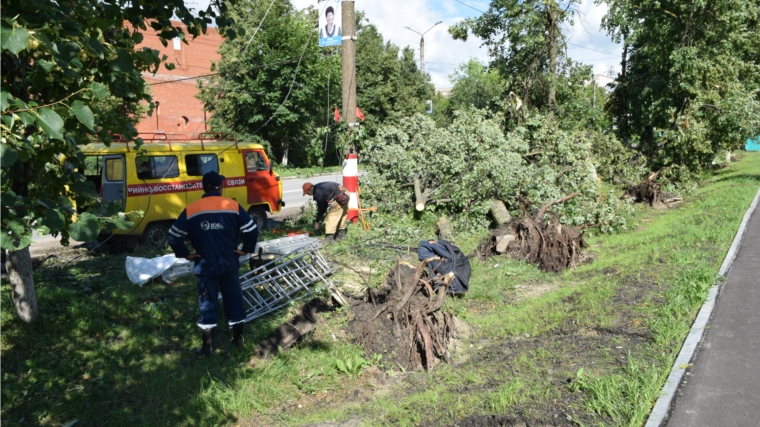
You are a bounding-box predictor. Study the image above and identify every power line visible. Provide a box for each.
[147,73,218,86]
[454,0,486,14]
[566,42,619,56]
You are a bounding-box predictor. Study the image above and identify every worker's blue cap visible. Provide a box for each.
[202,171,225,190]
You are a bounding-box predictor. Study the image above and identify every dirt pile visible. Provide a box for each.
[475,217,587,273]
[348,259,458,371]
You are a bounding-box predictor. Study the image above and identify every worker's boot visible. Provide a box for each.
[232,323,245,348]
[323,234,335,244]
[335,229,347,241]
[197,329,214,356]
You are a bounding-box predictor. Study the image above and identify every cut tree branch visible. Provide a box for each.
[534,193,580,221]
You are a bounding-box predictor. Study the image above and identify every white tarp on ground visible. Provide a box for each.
[125,254,191,286]
[124,234,320,287]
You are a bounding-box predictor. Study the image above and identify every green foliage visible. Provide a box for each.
[601,0,760,174]
[1,0,235,250]
[436,58,505,125]
[362,109,630,232]
[450,0,580,118]
[199,4,434,167]
[335,353,380,377]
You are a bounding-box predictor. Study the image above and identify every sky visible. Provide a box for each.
[188,0,623,89]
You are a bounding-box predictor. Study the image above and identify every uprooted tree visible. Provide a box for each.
[362,110,631,235]
[348,259,459,371]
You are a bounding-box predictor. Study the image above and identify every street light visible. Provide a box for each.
[403,21,442,76]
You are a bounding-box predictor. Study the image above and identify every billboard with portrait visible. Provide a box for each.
[318,0,342,47]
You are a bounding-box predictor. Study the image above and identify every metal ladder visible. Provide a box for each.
[233,234,346,322]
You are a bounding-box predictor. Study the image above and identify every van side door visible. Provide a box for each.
[101,155,126,209]
[242,149,277,208]
[184,153,219,205]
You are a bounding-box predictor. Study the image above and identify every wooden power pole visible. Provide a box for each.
[341,0,356,127]
[341,1,359,223]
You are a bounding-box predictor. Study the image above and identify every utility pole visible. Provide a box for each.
[341,1,356,127]
[341,1,359,223]
[403,21,442,75]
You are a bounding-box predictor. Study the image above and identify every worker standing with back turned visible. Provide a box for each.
[303,181,349,243]
[168,171,259,356]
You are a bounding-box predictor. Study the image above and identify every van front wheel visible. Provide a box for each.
[248,206,268,231]
[140,222,170,248]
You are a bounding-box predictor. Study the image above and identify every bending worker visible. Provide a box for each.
[168,171,258,356]
[303,181,349,243]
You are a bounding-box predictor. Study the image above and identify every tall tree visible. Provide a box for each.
[199,5,435,166]
[1,0,235,322]
[447,58,506,113]
[198,0,337,167]
[601,0,760,173]
[355,15,435,135]
[450,0,581,124]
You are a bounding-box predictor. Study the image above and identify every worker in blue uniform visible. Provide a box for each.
[168,171,259,356]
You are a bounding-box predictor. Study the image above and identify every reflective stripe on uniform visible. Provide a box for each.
[186,197,240,219]
[169,225,187,237]
[240,219,257,233]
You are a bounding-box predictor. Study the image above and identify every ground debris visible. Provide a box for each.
[248,298,333,363]
[623,171,683,209]
[348,259,462,371]
[474,217,587,273]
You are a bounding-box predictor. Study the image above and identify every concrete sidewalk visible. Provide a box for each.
[664,200,760,426]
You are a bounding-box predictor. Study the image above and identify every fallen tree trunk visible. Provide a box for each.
[489,199,512,225]
[413,172,432,212]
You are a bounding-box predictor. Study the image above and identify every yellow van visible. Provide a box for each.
[75,133,283,247]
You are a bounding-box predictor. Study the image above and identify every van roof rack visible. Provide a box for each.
[98,132,240,152]
[198,132,239,151]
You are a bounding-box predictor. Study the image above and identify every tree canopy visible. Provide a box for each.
[198,2,434,167]
[601,0,760,174]
[1,0,237,322]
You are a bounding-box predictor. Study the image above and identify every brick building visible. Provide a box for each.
[135,21,223,135]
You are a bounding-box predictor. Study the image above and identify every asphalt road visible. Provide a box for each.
[274,173,344,219]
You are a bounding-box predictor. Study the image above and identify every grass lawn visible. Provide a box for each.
[2,153,758,426]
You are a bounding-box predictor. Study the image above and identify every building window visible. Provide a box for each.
[245,151,269,172]
[136,156,179,180]
[185,154,218,176]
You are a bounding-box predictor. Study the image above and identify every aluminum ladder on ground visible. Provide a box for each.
[234,234,346,323]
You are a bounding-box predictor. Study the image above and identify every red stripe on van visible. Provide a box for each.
[127,176,245,197]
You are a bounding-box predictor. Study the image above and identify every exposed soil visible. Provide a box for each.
[475,218,587,273]
[249,298,335,361]
[347,260,459,371]
[449,415,569,427]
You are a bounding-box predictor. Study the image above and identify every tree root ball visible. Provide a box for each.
[475,218,587,273]
[348,261,461,371]
[624,177,683,209]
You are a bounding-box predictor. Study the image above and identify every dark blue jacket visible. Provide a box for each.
[168,192,258,276]
[313,182,349,222]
